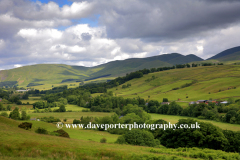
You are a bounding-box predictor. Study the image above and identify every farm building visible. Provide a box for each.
[220,101,228,104]
[161,102,170,105]
[189,101,199,105]
[16,89,29,92]
[197,100,207,103]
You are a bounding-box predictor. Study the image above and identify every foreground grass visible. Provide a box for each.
[24,120,119,143]
[1,116,240,160]
[151,114,240,131]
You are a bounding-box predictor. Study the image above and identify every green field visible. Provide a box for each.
[28,112,114,123]
[108,65,240,102]
[23,120,119,143]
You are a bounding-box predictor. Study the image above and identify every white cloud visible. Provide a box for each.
[14,64,22,68]
[17,29,63,39]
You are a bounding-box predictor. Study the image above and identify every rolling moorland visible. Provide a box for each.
[0,53,202,88]
[1,46,240,89]
[1,46,240,159]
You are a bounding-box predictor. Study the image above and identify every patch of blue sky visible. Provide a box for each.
[30,0,72,7]
[73,14,100,27]
[55,15,100,31]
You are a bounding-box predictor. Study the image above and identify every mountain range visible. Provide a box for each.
[0,46,240,87]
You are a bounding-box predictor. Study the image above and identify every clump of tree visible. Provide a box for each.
[122,83,131,89]
[35,127,48,134]
[158,118,240,152]
[8,107,30,120]
[9,107,21,120]
[116,129,159,147]
[38,116,61,123]
[0,112,8,118]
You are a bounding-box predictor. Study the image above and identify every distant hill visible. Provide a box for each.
[90,53,203,77]
[0,53,203,87]
[207,46,240,60]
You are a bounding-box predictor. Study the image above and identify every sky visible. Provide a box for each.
[1,0,240,70]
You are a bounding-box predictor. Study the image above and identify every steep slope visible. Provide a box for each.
[207,46,240,60]
[217,51,240,61]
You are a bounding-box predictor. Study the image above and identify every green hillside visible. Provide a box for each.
[217,51,240,61]
[0,53,202,88]
[208,46,240,60]
[0,64,94,87]
[1,115,240,160]
[108,64,240,102]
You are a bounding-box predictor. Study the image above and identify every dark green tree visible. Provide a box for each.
[163,98,168,102]
[120,129,159,147]
[59,104,66,112]
[9,107,20,120]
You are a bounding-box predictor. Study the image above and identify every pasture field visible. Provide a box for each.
[2,104,33,113]
[150,114,240,131]
[30,76,115,91]
[27,104,86,113]
[1,116,240,160]
[21,99,46,104]
[108,65,240,102]
[28,112,114,123]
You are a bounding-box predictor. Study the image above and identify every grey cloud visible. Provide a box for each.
[87,0,240,41]
[81,33,92,41]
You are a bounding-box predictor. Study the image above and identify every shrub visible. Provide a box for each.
[0,112,8,118]
[54,129,70,138]
[115,136,126,144]
[6,105,11,111]
[73,119,81,124]
[100,137,107,143]
[123,129,158,147]
[16,100,22,105]
[63,118,67,122]
[35,127,48,134]
[18,122,32,130]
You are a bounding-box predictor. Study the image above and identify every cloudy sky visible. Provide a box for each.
[1,0,240,70]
